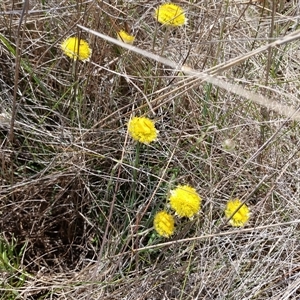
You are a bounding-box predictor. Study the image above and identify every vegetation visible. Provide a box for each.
[0,0,299,299]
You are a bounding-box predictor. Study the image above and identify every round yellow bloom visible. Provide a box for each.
[117,30,135,45]
[225,199,250,227]
[127,117,158,144]
[169,185,201,218]
[153,211,175,237]
[155,3,186,27]
[61,37,91,61]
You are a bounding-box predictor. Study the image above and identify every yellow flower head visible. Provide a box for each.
[117,30,135,45]
[154,211,175,237]
[128,116,158,144]
[169,185,201,218]
[61,37,91,61]
[225,199,250,227]
[155,3,186,27]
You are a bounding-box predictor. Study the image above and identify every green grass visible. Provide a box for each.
[0,237,28,299]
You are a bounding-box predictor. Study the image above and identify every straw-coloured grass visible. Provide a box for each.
[0,0,299,299]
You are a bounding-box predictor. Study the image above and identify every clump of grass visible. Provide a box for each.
[0,236,27,299]
[0,0,300,299]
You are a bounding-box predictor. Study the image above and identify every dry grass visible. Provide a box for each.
[0,0,300,299]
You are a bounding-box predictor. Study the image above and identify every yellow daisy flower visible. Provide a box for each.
[225,199,250,227]
[169,185,201,218]
[154,211,175,238]
[127,116,158,144]
[61,36,91,61]
[155,3,186,27]
[117,30,135,45]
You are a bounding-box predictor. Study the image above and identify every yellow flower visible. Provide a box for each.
[61,37,91,61]
[225,199,250,227]
[169,185,201,218]
[154,211,175,237]
[155,3,186,27]
[127,117,158,144]
[117,30,135,45]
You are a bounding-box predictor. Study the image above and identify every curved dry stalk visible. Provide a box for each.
[78,24,300,121]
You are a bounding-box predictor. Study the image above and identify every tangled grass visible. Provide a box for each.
[0,0,299,299]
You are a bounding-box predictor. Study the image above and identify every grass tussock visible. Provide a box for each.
[0,0,300,299]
